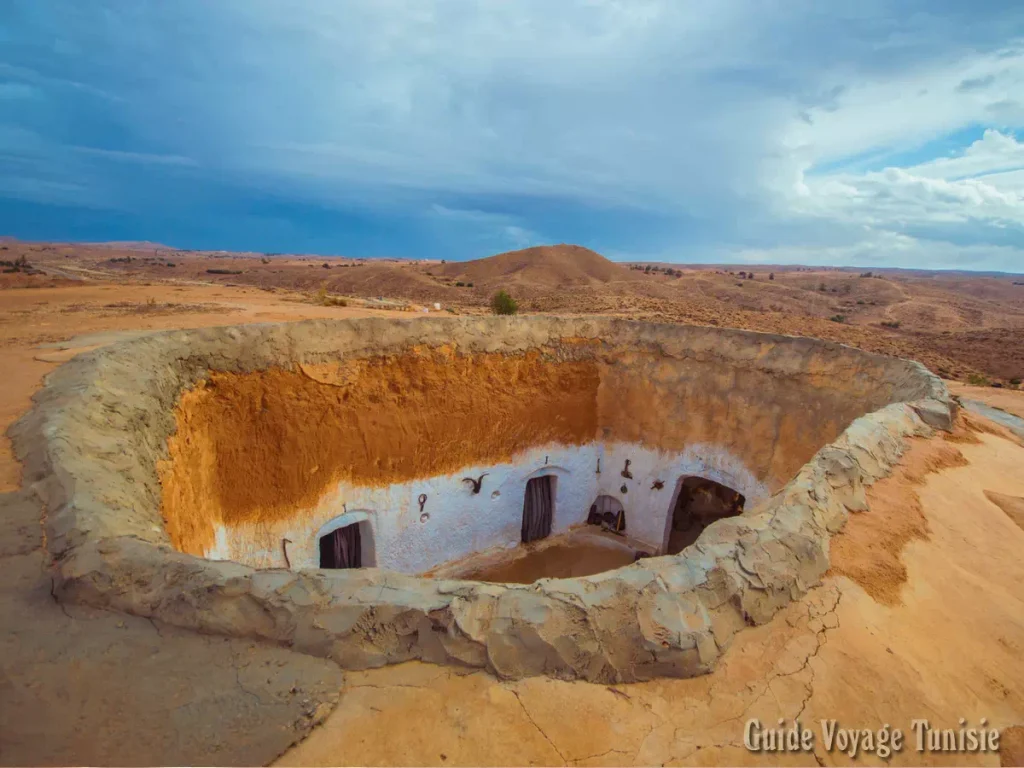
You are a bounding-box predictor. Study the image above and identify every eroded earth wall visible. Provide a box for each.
[9,317,954,682]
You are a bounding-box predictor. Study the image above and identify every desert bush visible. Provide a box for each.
[491,290,518,315]
[467,282,474,287]
[1011,378,1022,387]
[830,314,847,323]
[880,320,900,329]
[769,272,774,280]
[0,255,32,273]
[967,373,990,387]
[455,281,465,287]
[206,268,242,275]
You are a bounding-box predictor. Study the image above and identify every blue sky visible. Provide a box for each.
[1,1,1022,270]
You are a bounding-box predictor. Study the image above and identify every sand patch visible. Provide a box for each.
[829,419,972,606]
[1002,726,1024,767]
[985,491,1024,532]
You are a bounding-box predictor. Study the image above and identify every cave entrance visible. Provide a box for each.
[319,522,362,569]
[587,494,626,534]
[665,477,745,555]
[522,475,555,543]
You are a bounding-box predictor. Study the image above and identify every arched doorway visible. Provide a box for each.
[522,475,556,543]
[587,494,626,533]
[664,477,744,554]
[316,512,375,569]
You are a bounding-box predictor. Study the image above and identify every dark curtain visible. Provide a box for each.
[319,524,362,568]
[522,476,553,543]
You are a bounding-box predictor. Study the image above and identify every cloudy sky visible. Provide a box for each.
[1,1,1022,270]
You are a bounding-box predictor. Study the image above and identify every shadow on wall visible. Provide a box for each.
[663,476,745,554]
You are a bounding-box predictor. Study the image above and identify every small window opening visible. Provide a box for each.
[587,494,626,534]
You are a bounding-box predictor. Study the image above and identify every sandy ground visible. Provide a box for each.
[278,427,1024,767]
[0,282,403,765]
[428,528,640,584]
[3,278,1024,766]
[949,383,1024,421]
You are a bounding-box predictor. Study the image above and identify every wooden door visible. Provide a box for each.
[521,476,554,543]
[319,523,362,568]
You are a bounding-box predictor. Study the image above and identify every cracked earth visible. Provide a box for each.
[5,402,1024,767]
[3,288,1024,766]
[277,428,1024,767]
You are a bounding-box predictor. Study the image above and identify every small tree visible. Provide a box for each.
[491,290,518,315]
[769,272,775,280]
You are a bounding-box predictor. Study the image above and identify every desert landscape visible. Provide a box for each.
[2,239,1024,766]
[5,239,1024,384]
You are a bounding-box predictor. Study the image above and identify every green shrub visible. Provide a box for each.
[491,290,518,315]
[455,281,465,287]
[829,314,846,323]
[967,373,990,387]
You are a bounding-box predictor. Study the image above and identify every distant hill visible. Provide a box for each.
[438,244,639,290]
[86,241,178,251]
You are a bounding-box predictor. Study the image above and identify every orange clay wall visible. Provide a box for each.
[158,337,915,558]
[158,347,600,555]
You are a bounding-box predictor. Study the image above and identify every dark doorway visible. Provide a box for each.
[522,475,555,543]
[665,477,745,554]
[319,523,362,568]
[587,494,626,534]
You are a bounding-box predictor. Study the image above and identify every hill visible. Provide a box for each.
[437,244,639,291]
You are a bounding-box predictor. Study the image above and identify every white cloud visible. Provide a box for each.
[71,146,199,167]
[1,0,1023,268]
[781,131,1024,269]
[726,231,1024,273]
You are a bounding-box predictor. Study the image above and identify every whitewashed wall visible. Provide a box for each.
[207,441,768,573]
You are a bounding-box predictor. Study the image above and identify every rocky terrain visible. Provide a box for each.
[5,239,1023,385]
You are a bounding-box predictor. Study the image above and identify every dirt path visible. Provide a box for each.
[0,281,407,766]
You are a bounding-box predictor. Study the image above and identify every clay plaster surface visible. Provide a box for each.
[9,316,954,683]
